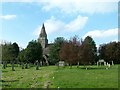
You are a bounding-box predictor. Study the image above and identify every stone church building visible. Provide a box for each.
[37,23,53,65]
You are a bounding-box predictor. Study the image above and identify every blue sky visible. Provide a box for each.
[0,0,118,48]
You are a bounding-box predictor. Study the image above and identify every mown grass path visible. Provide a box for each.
[1,64,119,88]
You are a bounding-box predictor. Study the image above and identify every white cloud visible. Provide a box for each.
[40,0,117,14]
[0,15,16,20]
[1,0,117,14]
[1,0,35,2]
[34,15,88,36]
[34,16,64,35]
[83,28,118,39]
[65,16,88,32]
[1,0,118,2]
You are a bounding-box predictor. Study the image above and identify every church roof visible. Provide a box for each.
[43,43,53,55]
[40,23,47,37]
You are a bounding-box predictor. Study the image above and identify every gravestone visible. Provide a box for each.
[12,62,15,71]
[97,59,106,66]
[58,61,65,67]
[112,61,114,65]
[40,61,42,66]
[77,62,80,68]
[36,60,39,70]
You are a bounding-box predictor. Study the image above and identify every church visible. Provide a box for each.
[37,23,53,65]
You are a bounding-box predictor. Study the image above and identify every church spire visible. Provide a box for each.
[38,23,48,48]
[40,23,47,38]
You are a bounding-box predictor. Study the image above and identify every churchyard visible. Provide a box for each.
[1,64,119,88]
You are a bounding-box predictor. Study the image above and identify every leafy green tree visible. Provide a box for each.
[99,44,106,60]
[80,36,97,65]
[105,42,117,62]
[25,40,42,63]
[48,37,64,65]
[2,42,19,63]
[18,49,27,63]
[12,42,19,58]
[99,41,120,64]
[117,42,120,63]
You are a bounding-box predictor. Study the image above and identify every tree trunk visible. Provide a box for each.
[22,63,24,69]
[58,63,59,69]
[36,62,39,70]
[5,61,7,67]
[25,63,28,69]
[69,63,72,69]
[2,61,6,69]
[12,62,15,71]
[17,61,20,67]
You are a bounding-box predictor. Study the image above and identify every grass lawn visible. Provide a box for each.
[1,64,119,88]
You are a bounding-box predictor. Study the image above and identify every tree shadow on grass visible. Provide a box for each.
[0,80,19,82]
[2,71,8,72]
[0,79,19,88]
[80,67,107,70]
[2,84,11,87]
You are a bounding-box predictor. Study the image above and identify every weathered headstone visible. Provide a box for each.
[97,59,106,66]
[40,61,42,67]
[36,60,39,70]
[112,61,114,65]
[12,61,15,71]
[58,61,65,67]
[108,64,110,68]
[77,62,79,68]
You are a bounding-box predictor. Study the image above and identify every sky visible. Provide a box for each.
[0,0,119,48]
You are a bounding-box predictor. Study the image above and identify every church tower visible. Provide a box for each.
[38,23,48,48]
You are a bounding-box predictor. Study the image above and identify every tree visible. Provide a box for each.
[18,49,27,63]
[59,40,69,62]
[2,42,19,63]
[25,40,42,63]
[99,44,106,60]
[12,42,19,59]
[99,41,120,64]
[80,36,97,65]
[48,37,64,65]
[105,42,117,62]
[59,36,80,68]
[117,42,120,64]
